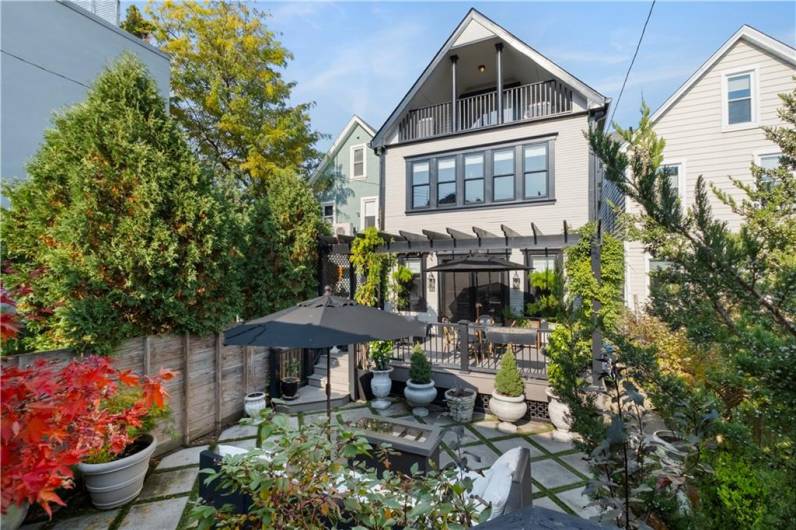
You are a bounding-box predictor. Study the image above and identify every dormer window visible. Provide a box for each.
[723,69,757,129]
[350,145,366,178]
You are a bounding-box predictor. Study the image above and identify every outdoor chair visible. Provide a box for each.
[459,447,533,520]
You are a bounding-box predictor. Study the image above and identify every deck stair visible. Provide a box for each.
[273,348,351,413]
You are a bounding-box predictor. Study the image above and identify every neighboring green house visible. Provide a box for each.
[311,116,380,235]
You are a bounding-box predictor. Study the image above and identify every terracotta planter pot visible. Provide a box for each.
[490,391,527,424]
[445,387,477,423]
[370,367,393,410]
[404,379,437,417]
[78,434,157,510]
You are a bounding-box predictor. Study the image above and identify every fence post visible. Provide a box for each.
[183,334,191,445]
[458,323,469,372]
[243,347,251,395]
[143,335,151,376]
[215,333,222,432]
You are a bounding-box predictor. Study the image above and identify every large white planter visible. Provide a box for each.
[490,391,527,424]
[1,502,29,530]
[404,379,437,417]
[370,367,393,410]
[244,392,267,418]
[78,434,157,510]
[546,388,573,433]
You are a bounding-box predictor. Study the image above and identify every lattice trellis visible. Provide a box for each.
[322,253,353,298]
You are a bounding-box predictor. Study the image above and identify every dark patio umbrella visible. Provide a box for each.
[225,287,426,422]
[426,254,530,272]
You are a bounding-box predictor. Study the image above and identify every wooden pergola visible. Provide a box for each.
[319,221,579,255]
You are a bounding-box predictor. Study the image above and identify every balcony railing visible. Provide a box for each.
[398,79,573,142]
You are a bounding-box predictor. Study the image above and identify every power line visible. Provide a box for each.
[606,0,656,131]
[1,49,90,88]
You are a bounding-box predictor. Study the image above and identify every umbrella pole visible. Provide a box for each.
[326,346,333,440]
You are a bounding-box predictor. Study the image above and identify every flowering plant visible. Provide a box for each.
[1,356,172,516]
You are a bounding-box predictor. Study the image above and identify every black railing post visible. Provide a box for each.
[458,322,469,372]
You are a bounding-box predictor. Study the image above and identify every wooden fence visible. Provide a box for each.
[1,333,269,455]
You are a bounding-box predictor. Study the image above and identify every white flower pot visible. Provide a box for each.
[546,388,572,433]
[244,392,267,418]
[404,379,437,417]
[78,434,157,510]
[490,391,527,424]
[1,501,29,530]
[370,367,393,410]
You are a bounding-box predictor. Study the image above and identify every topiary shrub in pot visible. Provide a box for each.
[369,340,394,410]
[404,344,436,417]
[491,351,527,429]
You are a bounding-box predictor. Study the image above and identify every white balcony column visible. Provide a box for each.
[496,42,504,124]
[451,54,458,132]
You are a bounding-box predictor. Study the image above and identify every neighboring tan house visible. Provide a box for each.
[1,0,170,202]
[311,115,380,236]
[370,9,609,323]
[623,25,796,310]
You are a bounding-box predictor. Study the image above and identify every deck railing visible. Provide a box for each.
[391,321,550,380]
[398,79,573,142]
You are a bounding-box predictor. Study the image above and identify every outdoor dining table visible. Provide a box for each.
[483,326,538,347]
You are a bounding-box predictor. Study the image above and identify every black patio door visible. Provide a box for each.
[438,257,509,322]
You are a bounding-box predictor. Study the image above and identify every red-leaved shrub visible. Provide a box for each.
[1,356,172,516]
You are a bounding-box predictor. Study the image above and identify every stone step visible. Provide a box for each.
[272,385,349,414]
[307,374,348,392]
[314,356,349,370]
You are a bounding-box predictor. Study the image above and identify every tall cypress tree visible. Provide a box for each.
[2,55,241,354]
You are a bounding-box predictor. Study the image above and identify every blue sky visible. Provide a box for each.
[129,1,795,151]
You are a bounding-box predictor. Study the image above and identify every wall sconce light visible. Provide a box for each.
[428,274,436,293]
[512,271,521,290]
[478,64,486,73]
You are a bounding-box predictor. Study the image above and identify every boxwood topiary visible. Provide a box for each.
[408,344,432,384]
[495,351,524,397]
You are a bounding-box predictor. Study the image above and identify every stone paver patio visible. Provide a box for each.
[23,400,592,529]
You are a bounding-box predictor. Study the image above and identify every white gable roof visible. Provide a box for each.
[650,25,796,123]
[310,115,375,183]
[371,8,608,148]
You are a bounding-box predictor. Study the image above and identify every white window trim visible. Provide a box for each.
[721,66,759,132]
[754,149,782,167]
[321,200,336,225]
[661,159,687,205]
[360,196,378,231]
[349,144,367,180]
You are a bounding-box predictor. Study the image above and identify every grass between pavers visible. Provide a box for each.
[174,471,203,530]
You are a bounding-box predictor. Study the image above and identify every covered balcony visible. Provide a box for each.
[396,36,578,143]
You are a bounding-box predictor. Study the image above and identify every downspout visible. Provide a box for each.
[377,146,386,231]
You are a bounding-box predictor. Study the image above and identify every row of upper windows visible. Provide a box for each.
[407,140,554,211]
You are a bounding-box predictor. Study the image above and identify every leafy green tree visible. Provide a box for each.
[350,227,388,307]
[587,91,796,528]
[1,55,240,354]
[120,5,155,40]
[146,0,321,189]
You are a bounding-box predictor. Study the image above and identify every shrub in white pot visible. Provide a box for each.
[404,345,436,417]
[545,388,573,433]
[369,340,394,410]
[490,351,527,428]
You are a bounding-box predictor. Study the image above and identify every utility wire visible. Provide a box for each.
[1,49,90,88]
[606,0,656,131]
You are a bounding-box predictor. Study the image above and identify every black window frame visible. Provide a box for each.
[436,156,457,206]
[523,143,550,200]
[397,254,427,312]
[405,137,555,213]
[410,160,431,209]
[492,148,515,202]
[463,152,485,205]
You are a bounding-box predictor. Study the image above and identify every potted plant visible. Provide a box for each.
[77,365,172,510]
[445,386,477,423]
[404,344,436,417]
[280,359,301,400]
[369,340,394,410]
[1,356,172,523]
[545,387,573,433]
[491,351,527,428]
[389,264,414,312]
